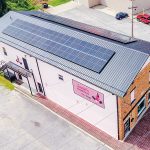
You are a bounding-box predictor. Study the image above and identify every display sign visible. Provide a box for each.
[72,80,105,108]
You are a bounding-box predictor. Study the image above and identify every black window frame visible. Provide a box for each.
[148,91,150,103]
[37,82,43,93]
[18,74,22,80]
[124,118,130,137]
[137,97,146,117]
[2,47,7,56]
[58,74,64,81]
[22,58,29,70]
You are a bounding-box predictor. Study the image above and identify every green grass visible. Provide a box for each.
[0,76,14,90]
[6,1,40,11]
[48,0,71,6]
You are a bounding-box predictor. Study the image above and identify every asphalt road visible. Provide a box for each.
[0,87,110,150]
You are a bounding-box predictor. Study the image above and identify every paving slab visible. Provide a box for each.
[0,87,108,150]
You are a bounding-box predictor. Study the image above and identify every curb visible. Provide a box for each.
[14,87,113,150]
[15,86,136,150]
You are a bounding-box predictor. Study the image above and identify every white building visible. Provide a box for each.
[76,0,150,14]
[0,11,150,140]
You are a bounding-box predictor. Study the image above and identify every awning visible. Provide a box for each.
[5,61,32,77]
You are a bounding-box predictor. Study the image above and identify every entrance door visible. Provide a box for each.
[18,74,22,80]
[37,82,43,93]
[22,58,29,70]
[124,118,130,136]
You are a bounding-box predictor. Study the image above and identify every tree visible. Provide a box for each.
[0,0,39,16]
[0,0,7,17]
[6,0,36,11]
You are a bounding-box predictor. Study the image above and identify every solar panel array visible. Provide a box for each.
[30,11,137,44]
[3,19,115,73]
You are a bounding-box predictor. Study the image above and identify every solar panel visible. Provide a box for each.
[30,11,137,44]
[3,19,115,73]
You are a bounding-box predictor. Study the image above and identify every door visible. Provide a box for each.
[124,118,130,137]
[22,58,29,70]
[37,82,43,93]
[18,74,22,80]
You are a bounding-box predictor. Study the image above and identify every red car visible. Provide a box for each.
[136,14,150,24]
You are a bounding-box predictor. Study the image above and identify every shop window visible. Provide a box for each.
[130,89,135,103]
[138,97,146,116]
[2,47,7,56]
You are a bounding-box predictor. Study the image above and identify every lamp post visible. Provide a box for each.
[128,0,137,38]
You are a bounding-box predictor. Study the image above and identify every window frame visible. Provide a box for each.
[137,97,146,117]
[130,89,135,104]
[2,47,7,56]
[149,71,150,83]
[148,91,150,103]
[58,74,64,81]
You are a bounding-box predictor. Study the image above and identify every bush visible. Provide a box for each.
[0,0,7,17]
[6,0,38,11]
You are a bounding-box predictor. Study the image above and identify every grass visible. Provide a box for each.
[6,1,41,11]
[0,75,14,90]
[48,0,71,6]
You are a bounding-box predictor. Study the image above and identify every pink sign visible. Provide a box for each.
[72,80,105,108]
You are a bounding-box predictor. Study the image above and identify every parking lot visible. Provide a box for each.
[59,6,150,42]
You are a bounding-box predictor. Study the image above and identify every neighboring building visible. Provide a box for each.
[0,11,150,140]
[76,0,150,14]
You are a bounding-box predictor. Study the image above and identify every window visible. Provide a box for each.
[58,74,63,81]
[2,47,7,56]
[18,74,22,80]
[130,89,135,103]
[37,82,43,93]
[124,118,130,136]
[138,97,146,116]
[148,91,150,103]
[22,58,29,70]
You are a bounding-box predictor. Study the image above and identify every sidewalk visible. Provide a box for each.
[15,86,142,150]
[0,86,110,150]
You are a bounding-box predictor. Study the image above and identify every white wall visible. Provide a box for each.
[100,0,150,14]
[0,42,40,92]
[78,0,150,14]
[80,0,100,8]
[38,59,118,139]
[0,42,118,139]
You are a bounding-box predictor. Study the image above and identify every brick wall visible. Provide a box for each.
[118,62,150,140]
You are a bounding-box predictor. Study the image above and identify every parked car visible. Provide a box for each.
[115,12,128,20]
[136,14,150,24]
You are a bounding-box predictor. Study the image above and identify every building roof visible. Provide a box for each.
[20,11,150,55]
[0,11,149,97]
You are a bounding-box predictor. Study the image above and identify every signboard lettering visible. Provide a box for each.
[72,80,105,108]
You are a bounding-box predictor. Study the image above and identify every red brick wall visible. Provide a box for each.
[118,62,150,140]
